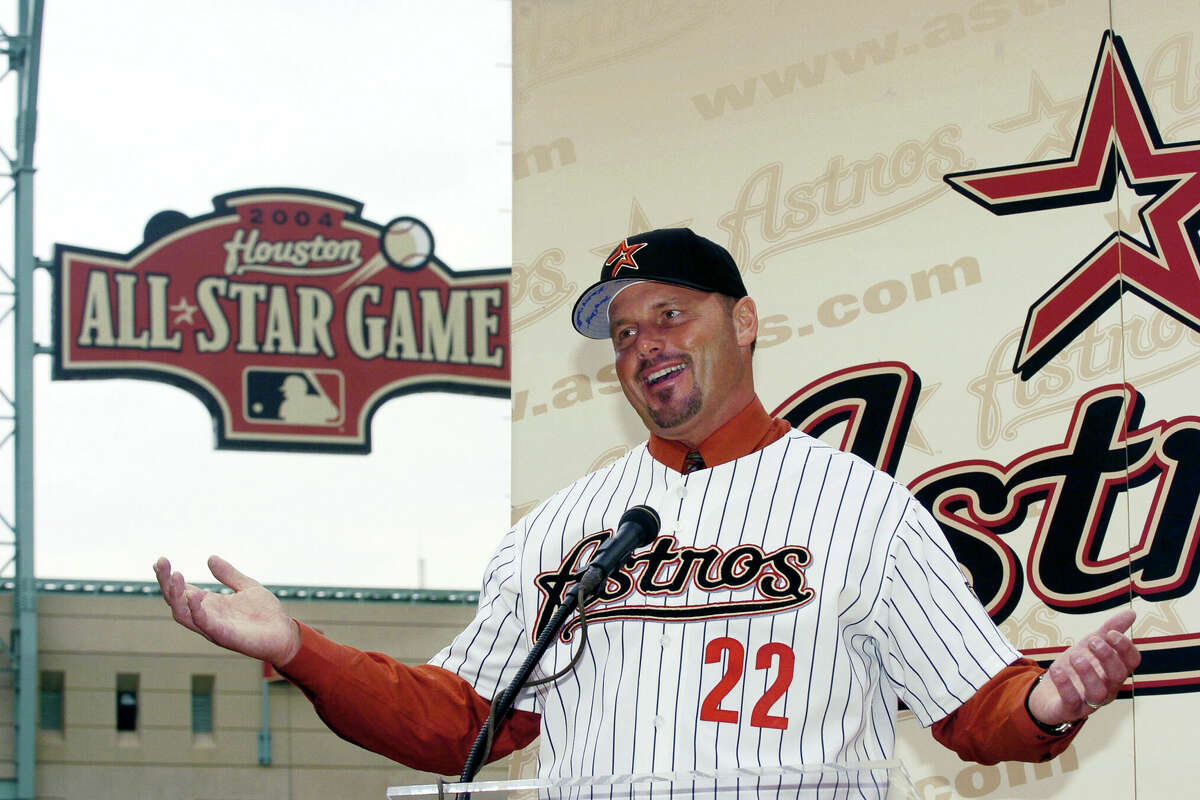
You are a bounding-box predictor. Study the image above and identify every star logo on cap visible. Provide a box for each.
[605,238,648,277]
[945,31,1200,380]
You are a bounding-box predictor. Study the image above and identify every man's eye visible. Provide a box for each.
[664,309,681,320]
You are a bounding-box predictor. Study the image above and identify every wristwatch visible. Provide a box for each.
[1026,673,1081,736]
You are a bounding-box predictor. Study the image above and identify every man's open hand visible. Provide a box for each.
[154,555,301,667]
[1027,608,1140,727]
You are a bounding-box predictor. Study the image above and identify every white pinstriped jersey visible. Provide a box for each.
[431,429,1020,779]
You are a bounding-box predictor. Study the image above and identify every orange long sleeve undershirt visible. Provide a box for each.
[279,625,1077,774]
[278,397,1080,773]
[279,622,541,776]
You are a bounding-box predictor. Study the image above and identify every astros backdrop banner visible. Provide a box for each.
[511,1,1200,796]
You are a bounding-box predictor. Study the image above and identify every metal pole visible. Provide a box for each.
[12,2,43,797]
[257,679,272,766]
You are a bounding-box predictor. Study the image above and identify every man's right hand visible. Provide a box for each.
[153,555,302,667]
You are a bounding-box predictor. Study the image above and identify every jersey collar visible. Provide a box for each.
[647,396,790,473]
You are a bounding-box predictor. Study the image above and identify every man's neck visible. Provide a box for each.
[647,397,789,472]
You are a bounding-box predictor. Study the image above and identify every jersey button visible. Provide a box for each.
[659,634,670,647]
[674,484,689,499]
[653,715,665,728]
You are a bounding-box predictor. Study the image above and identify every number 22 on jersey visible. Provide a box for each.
[700,637,795,730]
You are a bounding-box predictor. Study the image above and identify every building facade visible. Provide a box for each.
[0,580,504,800]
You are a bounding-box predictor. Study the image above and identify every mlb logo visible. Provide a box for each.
[244,369,345,427]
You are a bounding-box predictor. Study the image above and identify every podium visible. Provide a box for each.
[387,761,919,799]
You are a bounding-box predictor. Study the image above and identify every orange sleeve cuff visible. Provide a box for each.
[930,658,1083,764]
[277,621,541,775]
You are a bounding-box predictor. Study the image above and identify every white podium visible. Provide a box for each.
[388,761,919,799]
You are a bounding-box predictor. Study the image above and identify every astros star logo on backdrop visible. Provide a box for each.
[944,30,1200,380]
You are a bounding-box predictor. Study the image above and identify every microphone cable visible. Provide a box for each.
[473,599,591,776]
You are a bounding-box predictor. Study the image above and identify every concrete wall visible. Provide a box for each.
[0,587,500,800]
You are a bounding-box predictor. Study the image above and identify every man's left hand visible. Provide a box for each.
[1027,608,1141,727]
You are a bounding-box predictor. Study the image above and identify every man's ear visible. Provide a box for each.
[732,296,758,348]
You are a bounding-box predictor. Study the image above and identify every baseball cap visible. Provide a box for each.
[571,228,748,339]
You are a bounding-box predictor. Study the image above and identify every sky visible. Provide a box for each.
[8,0,513,589]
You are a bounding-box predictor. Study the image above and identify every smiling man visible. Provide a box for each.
[610,281,752,440]
[156,227,1139,782]
[596,232,757,446]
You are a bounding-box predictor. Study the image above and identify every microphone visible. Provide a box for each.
[572,505,660,601]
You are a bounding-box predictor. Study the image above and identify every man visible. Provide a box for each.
[155,228,1139,780]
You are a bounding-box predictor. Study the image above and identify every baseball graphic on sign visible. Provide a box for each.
[381,216,435,270]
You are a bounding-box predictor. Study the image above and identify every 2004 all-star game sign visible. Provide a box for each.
[52,188,510,453]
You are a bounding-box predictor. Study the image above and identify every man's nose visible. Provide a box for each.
[636,328,664,355]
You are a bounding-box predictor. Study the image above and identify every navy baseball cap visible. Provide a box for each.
[571,228,748,339]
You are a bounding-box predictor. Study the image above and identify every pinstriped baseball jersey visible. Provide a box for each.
[431,428,1019,778]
